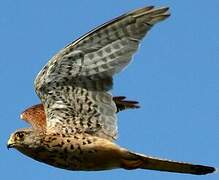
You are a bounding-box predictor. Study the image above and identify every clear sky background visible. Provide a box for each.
[1,0,218,180]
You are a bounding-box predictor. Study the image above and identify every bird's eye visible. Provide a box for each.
[15,132,24,139]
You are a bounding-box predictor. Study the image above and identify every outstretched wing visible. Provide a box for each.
[34,6,170,140]
[20,104,46,131]
[113,96,139,112]
[20,96,139,131]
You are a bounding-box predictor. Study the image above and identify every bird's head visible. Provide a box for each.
[7,128,42,151]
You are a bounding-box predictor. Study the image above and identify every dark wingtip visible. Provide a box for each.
[113,96,126,100]
[191,165,216,175]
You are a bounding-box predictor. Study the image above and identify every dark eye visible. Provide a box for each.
[15,132,24,139]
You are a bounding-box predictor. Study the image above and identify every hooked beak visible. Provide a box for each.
[7,143,14,149]
[7,136,15,149]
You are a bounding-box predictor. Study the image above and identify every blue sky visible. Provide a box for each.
[1,0,218,180]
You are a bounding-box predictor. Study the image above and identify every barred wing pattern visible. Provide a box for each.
[19,96,139,132]
[34,6,170,140]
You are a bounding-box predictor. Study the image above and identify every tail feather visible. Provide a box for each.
[121,151,216,175]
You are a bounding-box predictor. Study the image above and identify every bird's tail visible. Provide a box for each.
[120,151,216,175]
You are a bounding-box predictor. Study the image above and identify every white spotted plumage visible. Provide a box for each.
[34,6,170,141]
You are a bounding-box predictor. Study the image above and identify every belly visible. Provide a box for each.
[18,134,123,171]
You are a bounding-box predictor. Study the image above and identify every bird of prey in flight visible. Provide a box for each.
[7,6,216,175]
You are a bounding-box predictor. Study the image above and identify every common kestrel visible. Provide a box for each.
[7,6,216,175]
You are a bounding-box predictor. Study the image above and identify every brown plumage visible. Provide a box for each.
[20,104,46,131]
[7,6,216,175]
[20,96,139,131]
